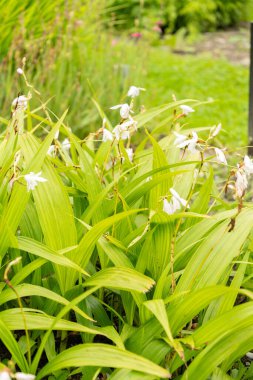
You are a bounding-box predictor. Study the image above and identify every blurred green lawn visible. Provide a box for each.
[141,47,248,147]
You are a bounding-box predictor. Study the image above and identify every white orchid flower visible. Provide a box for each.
[244,155,253,175]
[62,138,71,150]
[102,128,114,142]
[177,131,199,153]
[127,86,145,98]
[235,169,248,198]
[12,95,28,110]
[180,105,195,115]
[214,148,227,165]
[210,123,222,137]
[0,370,11,380]
[126,148,134,162]
[24,171,47,191]
[163,198,176,215]
[163,188,188,215]
[112,124,130,141]
[170,188,188,208]
[173,132,187,146]
[15,373,35,380]
[112,118,137,141]
[110,103,131,119]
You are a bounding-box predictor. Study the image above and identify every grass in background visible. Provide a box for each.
[1,40,248,147]
[0,1,249,148]
[142,48,248,147]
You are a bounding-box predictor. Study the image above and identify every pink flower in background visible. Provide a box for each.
[111,39,118,47]
[131,32,142,39]
[153,25,162,32]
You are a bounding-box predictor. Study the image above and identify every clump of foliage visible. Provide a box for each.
[1,71,253,379]
[106,0,252,34]
[0,0,145,135]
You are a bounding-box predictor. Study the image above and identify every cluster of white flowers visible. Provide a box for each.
[100,85,144,166]
[163,188,188,215]
[102,85,143,144]
[174,123,227,165]
[174,131,199,154]
[0,370,35,380]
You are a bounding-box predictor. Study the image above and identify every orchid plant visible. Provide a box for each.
[1,73,253,380]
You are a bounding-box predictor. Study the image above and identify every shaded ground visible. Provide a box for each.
[194,27,250,66]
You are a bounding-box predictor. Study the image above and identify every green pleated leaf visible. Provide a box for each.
[85,267,155,293]
[176,208,253,292]
[36,343,171,380]
[0,284,92,321]
[181,325,253,380]
[110,369,156,380]
[0,319,29,372]
[77,209,145,269]
[15,236,88,276]
[147,131,172,211]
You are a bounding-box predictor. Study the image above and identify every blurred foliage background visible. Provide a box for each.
[107,0,252,34]
[0,0,252,145]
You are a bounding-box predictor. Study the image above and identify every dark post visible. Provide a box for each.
[248,22,253,155]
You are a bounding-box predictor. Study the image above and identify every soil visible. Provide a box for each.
[194,26,250,66]
[172,26,250,66]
